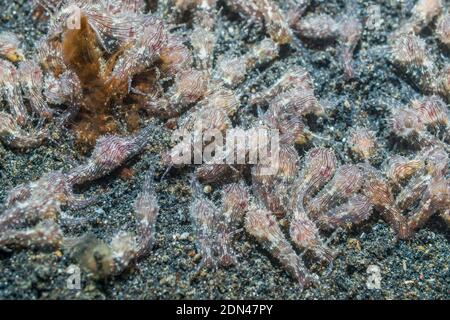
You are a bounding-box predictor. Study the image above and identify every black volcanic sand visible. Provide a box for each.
[0,0,449,299]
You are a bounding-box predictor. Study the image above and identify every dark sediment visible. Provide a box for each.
[0,0,448,299]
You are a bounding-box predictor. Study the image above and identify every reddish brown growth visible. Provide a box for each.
[252,166,287,218]
[388,5,450,96]
[31,1,178,151]
[253,67,323,147]
[118,167,135,181]
[60,13,116,150]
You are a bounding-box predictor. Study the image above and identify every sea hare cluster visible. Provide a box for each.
[0,0,449,291]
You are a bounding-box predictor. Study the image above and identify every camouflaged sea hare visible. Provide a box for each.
[0,0,449,291]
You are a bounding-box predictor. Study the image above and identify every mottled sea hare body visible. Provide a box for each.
[0,0,448,295]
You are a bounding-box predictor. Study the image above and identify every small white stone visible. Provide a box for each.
[179,232,190,240]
